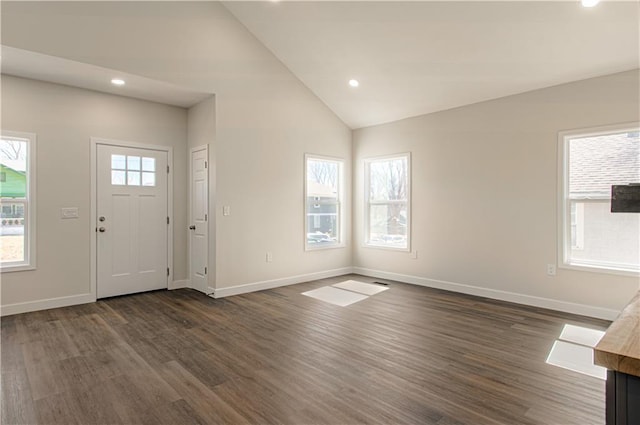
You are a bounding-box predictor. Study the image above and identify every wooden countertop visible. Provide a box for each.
[594,290,640,377]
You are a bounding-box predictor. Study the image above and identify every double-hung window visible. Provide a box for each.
[305,155,344,250]
[1,131,36,271]
[559,124,639,274]
[365,153,410,250]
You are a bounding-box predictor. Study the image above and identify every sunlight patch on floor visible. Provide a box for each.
[332,280,389,296]
[302,281,388,306]
[546,323,607,379]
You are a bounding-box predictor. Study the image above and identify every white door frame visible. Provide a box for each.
[189,145,209,294]
[90,137,174,300]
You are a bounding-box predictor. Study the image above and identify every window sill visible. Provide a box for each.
[560,262,639,277]
[363,243,410,252]
[1,264,36,273]
[305,243,345,252]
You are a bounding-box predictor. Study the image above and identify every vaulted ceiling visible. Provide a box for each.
[224,1,639,128]
[2,1,638,130]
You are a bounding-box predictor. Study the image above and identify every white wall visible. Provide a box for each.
[6,2,632,319]
[354,70,640,319]
[1,75,188,311]
[1,1,353,296]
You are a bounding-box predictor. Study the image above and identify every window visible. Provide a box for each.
[111,154,156,186]
[570,202,584,250]
[305,155,343,250]
[365,153,410,250]
[1,131,36,271]
[559,125,639,274]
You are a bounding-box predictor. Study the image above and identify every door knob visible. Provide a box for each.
[99,227,106,232]
[99,216,106,222]
[189,225,196,230]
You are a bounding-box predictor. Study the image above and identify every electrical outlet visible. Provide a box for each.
[547,264,556,276]
[266,252,273,263]
[411,250,418,259]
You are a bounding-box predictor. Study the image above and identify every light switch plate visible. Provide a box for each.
[61,207,79,219]
[223,206,231,216]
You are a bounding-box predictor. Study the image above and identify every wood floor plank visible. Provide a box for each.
[1,274,610,424]
[1,369,37,425]
[138,398,207,425]
[158,360,251,424]
[1,333,25,373]
[33,391,82,425]
[24,360,61,401]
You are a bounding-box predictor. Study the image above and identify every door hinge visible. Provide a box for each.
[167,216,170,225]
[167,267,170,276]
[204,267,207,275]
[205,214,208,221]
[167,165,170,173]
[205,161,208,169]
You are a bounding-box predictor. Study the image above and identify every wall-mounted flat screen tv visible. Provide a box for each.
[611,184,640,213]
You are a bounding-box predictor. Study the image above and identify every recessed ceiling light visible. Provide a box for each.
[581,0,599,7]
[348,79,359,88]
[111,78,125,86]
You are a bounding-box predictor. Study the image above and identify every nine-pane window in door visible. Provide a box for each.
[560,126,639,273]
[305,155,343,250]
[0,131,36,270]
[365,153,410,250]
[111,154,156,186]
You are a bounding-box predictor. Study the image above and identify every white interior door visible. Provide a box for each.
[97,144,169,298]
[190,146,208,293]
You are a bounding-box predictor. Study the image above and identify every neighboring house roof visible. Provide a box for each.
[570,131,639,197]
[307,181,337,198]
[0,159,26,172]
[0,163,27,198]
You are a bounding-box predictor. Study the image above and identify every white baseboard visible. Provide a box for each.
[169,279,190,290]
[1,293,95,317]
[1,267,620,321]
[352,267,620,321]
[213,267,354,298]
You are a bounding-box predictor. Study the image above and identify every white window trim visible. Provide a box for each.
[304,154,345,251]
[364,152,411,252]
[557,122,640,276]
[571,202,585,251]
[1,130,37,272]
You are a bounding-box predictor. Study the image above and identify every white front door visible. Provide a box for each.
[97,144,169,298]
[190,146,208,293]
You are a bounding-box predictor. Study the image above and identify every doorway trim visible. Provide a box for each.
[189,144,210,294]
[90,137,174,300]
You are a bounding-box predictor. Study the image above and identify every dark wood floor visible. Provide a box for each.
[1,274,610,424]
